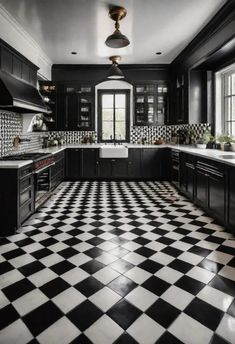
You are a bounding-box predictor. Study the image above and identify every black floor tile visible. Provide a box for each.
[0,261,14,275]
[146,298,180,328]
[134,247,156,258]
[23,301,63,336]
[188,245,212,257]
[2,278,35,302]
[79,259,105,274]
[57,247,78,259]
[40,277,70,298]
[184,297,224,331]
[198,258,223,273]
[18,261,45,277]
[156,331,184,344]
[0,304,19,330]
[107,299,142,330]
[108,275,137,297]
[3,248,25,260]
[209,275,235,298]
[142,276,171,296]
[138,259,163,273]
[75,276,104,297]
[168,259,193,273]
[114,332,138,344]
[30,248,53,259]
[175,276,205,295]
[67,300,103,331]
[50,260,75,275]
[227,299,235,318]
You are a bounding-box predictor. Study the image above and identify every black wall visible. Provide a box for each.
[52,64,170,84]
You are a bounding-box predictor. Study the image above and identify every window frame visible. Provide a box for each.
[221,68,235,136]
[97,89,130,143]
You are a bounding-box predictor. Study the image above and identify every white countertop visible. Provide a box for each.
[0,160,33,169]
[1,144,235,168]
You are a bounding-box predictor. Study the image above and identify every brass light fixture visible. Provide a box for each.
[105,6,130,48]
[107,55,124,79]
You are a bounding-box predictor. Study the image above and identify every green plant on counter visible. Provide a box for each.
[217,134,232,144]
[88,134,95,144]
[196,130,210,144]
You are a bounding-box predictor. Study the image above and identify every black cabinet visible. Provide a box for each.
[180,153,196,200]
[134,83,168,126]
[195,159,225,222]
[141,148,161,179]
[128,149,142,179]
[82,149,98,179]
[0,164,34,235]
[0,39,38,86]
[66,149,83,179]
[51,151,65,190]
[39,81,57,130]
[56,83,95,131]
[228,167,235,233]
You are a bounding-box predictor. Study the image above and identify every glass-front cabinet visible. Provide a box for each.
[63,84,94,131]
[134,83,168,126]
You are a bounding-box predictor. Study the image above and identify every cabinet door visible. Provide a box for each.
[66,149,82,179]
[185,163,195,200]
[128,149,141,179]
[208,171,225,221]
[195,169,208,208]
[98,160,112,179]
[65,93,79,130]
[228,167,235,232]
[141,149,160,179]
[112,159,129,179]
[82,149,98,179]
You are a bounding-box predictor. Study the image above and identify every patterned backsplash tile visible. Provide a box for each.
[0,111,44,157]
[0,110,211,157]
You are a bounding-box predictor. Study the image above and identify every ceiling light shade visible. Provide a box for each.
[107,56,124,79]
[105,7,130,48]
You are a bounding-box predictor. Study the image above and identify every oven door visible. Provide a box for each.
[34,165,53,209]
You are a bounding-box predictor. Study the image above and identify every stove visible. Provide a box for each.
[0,152,54,171]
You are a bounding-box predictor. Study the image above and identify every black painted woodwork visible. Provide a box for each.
[0,39,38,86]
[0,164,34,236]
[51,151,64,190]
[228,166,235,233]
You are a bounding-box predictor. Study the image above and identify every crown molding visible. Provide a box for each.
[0,4,52,66]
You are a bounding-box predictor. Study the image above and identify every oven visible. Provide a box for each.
[34,163,54,209]
[171,150,180,188]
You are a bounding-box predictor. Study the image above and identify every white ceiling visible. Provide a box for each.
[0,0,227,65]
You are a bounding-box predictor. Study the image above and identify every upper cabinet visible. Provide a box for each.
[58,83,95,131]
[134,82,168,126]
[39,82,95,131]
[0,39,38,86]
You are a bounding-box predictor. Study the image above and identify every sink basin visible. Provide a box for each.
[218,155,235,160]
[99,145,128,158]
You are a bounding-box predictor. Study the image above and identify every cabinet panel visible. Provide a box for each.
[228,167,235,232]
[13,56,22,79]
[195,168,208,208]
[82,149,98,179]
[141,149,161,179]
[128,149,141,179]
[1,48,13,74]
[66,149,82,179]
[112,160,129,179]
[65,93,79,130]
[208,172,225,221]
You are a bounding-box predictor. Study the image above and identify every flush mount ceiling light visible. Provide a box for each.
[107,55,124,79]
[105,6,130,48]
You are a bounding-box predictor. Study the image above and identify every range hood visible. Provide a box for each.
[0,71,50,114]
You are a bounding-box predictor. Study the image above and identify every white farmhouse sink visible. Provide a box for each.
[99,145,128,158]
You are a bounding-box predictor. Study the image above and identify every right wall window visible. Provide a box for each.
[216,65,235,137]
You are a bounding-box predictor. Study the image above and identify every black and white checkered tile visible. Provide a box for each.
[1,181,235,344]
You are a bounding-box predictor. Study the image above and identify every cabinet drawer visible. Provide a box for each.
[20,175,33,192]
[19,201,34,224]
[20,165,33,179]
[20,187,33,206]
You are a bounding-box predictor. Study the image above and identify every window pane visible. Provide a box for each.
[232,96,235,120]
[102,121,114,140]
[232,74,235,94]
[115,94,125,108]
[102,109,113,121]
[102,94,113,109]
[115,121,126,140]
[115,109,125,121]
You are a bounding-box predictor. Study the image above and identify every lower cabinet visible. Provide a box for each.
[0,164,34,236]
[51,151,65,190]
[65,147,170,180]
[180,153,195,200]
[227,167,235,233]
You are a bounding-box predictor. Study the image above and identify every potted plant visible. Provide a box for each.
[217,134,232,151]
[196,131,210,149]
[206,135,216,149]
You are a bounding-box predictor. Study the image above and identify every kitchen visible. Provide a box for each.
[0,0,235,343]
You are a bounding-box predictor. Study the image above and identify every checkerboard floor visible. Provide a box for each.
[1,181,235,344]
